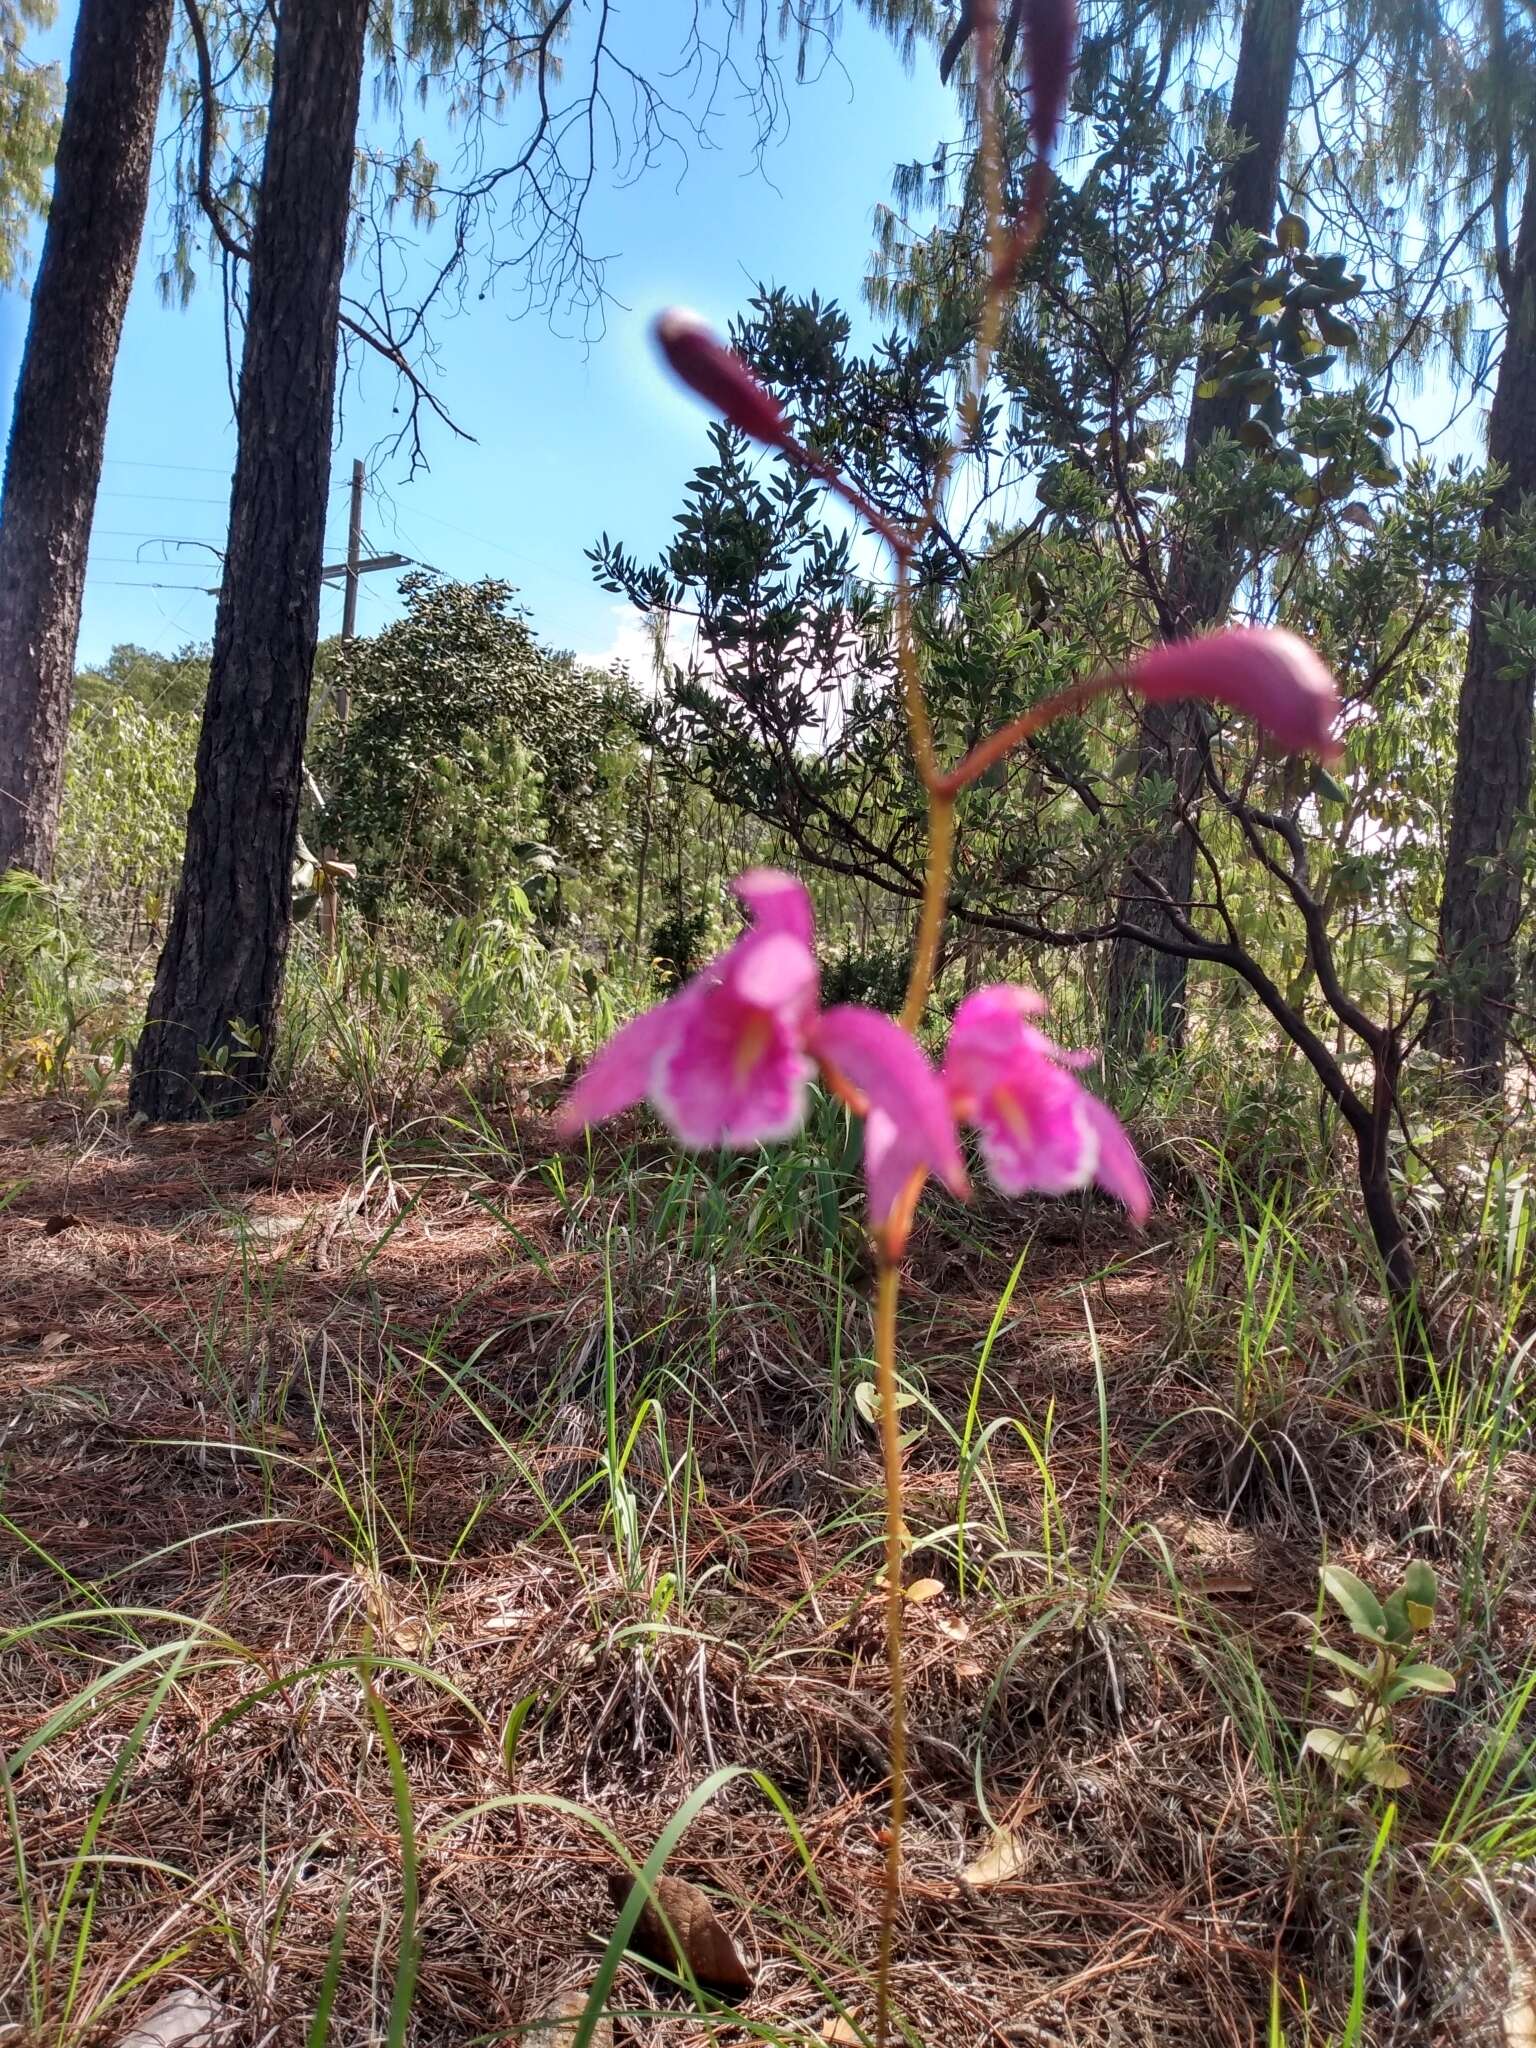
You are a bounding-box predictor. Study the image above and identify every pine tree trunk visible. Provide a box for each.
[1430,157,1536,1097]
[1105,0,1304,1050]
[0,0,174,877]
[130,0,369,1121]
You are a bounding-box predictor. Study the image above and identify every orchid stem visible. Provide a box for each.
[873,1256,907,2048]
[873,21,1043,2042]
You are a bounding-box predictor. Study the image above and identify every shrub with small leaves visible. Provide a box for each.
[314,575,640,916]
[1303,1562,1455,1791]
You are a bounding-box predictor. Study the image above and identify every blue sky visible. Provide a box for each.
[4,4,953,671]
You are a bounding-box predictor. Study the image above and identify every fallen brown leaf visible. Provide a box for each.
[821,2018,868,2043]
[1506,1967,1536,2047]
[114,1987,221,2048]
[526,1987,615,2047]
[606,1870,754,1996]
[904,1577,945,1604]
[38,1330,71,1354]
[959,1830,1030,1888]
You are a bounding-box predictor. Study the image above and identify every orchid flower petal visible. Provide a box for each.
[556,999,682,1137]
[1081,1094,1152,1227]
[733,867,815,949]
[652,983,811,1147]
[814,1004,969,1204]
[1124,626,1342,761]
[727,929,819,1014]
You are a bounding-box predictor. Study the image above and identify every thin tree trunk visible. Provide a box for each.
[0,0,174,877]
[1106,0,1304,1050]
[130,0,369,1121]
[1430,150,1536,1097]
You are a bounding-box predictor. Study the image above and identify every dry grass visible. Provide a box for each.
[2,1095,1534,2047]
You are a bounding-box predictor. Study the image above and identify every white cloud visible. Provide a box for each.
[573,600,698,686]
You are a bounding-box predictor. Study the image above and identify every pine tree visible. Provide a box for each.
[0,0,175,877]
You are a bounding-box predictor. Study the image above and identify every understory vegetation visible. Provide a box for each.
[5,1,1536,2044]
[5,673,1536,2042]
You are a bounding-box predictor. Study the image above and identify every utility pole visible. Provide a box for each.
[342,457,365,647]
[317,458,408,949]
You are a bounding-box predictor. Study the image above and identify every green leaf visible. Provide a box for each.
[1381,1589,1415,1643]
[1311,1642,1372,1682]
[1321,1566,1387,1640]
[1384,1662,1455,1702]
[1302,1726,1360,1774]
[1362,1751,1412,1790]
[1401,1561,1437,1624]
[1276,212,1310,253]
[1312,767,1350,805]
[1315,308,1358,352]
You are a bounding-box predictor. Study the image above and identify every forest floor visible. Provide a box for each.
[2,1091,1533,2047]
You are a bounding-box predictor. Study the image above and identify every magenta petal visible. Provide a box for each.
[813,1004,968,1202]
[653,985,810,1147]
[863,1106,922,1228]
[733,868,815,949]
[726,929,819,1016]
[1082,1094,1151,1226]
[556,999,682,1136]
[973,1056,1096,1198]
[946,986,1049,1081]
[1124,627,1341,761]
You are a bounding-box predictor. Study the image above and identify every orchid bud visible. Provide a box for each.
[1020,0,1076,162]
[653,309,789,451]
[1125,627,1343,762]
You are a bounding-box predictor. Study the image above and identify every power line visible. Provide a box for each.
[91,528,227,542]
[85,577,219,591]
[97,491,231,505]
[385,501,595,593]
[102,457,231,475]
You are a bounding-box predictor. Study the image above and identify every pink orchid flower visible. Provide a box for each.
[1125,627,1342,763]
[816,1003,970,1255]
[556,868,819,1148]
[942,986,1151,1224]
[557,872,967,1251]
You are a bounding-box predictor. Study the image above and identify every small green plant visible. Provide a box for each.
[1302,1562,1455,1790]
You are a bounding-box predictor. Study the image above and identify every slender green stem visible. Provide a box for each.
[873,1257,907,2048]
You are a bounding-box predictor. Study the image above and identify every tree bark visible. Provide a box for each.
[1105,0,1304,1050]
[1430,150,1536,1096]
[130,0,369,1121]
[0,0,175,877]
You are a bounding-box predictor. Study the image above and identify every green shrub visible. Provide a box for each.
[313,575,640,917]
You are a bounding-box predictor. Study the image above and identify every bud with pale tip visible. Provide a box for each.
[653,309,789,451]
